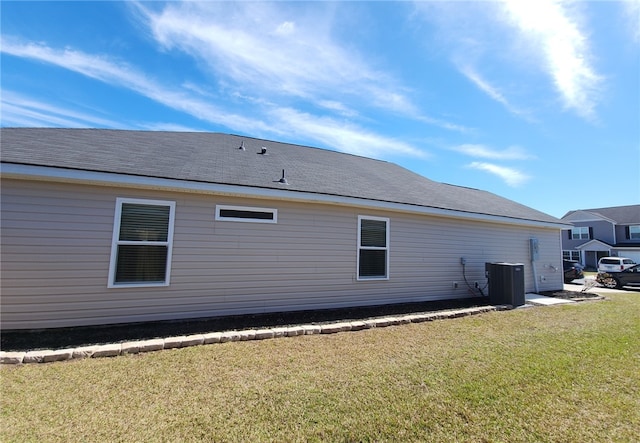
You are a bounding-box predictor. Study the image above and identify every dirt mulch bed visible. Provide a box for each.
[1,297,489,352]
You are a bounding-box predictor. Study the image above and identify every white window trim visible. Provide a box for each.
[215,205,278,223]
[108,198,176,288]
[563,250,581,262]
[357,215,390,281]
[630,225,640,240]
[571,226,589,240]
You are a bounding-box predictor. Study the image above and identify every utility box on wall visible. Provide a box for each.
[485,262,525,307]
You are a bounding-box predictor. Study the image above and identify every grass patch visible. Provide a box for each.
[2,292,639,442]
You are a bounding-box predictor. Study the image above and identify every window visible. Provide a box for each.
[215,205,277,223]
[108,198,175,287]
[571,226,590,240]
[357,216,389,280]
[563,250,580,261]
[629,225,640,240]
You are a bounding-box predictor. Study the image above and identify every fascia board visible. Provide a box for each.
[1,163,569,230]
[563,210,616,224]
[574,239,612,250]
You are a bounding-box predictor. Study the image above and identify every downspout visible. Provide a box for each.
[530,238,540,293]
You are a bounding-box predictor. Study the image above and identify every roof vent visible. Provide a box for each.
[259,147,267,155]
[239,140,245,150]
[277,169,289,185]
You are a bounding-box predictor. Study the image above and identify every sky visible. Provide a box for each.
[1,1,639,218]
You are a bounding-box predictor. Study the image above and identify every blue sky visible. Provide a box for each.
[2,1,639,218]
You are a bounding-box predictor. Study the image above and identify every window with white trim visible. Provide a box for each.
[357,216,389,280]
[215,205,277,223]
[571,226,590,240]
[563,250,581,261]
[108,198,175,287]
[629,225,640,240]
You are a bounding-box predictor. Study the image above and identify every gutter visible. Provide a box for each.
[1,163,571,230]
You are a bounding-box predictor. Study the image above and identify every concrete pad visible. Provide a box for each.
[525,293,575,306]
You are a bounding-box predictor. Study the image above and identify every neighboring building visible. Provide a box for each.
[1,128,568,330]
[561,205,640,268]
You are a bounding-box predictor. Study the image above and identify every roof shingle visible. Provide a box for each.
[1,128,561,224]
[563,205,640,224]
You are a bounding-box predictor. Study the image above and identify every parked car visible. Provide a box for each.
[596,264,640,289]
[597,257,636,273]
[563,260,584,283]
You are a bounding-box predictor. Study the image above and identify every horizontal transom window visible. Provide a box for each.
[215,205,277,223]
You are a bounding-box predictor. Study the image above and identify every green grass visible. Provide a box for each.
[2,291,639,442]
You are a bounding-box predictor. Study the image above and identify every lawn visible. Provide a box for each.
[2,291,639,442]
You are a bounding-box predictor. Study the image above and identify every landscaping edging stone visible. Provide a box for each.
[0,305,509,365]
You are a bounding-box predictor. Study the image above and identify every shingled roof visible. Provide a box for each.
[1,128,562,225]
[562,205,640,225]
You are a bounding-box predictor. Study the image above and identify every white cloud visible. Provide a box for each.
[413,0,603,121]
[139,122,203,132]
[274,21,296,36]
[0,91,121,128]
[457,64,533,120]
[269,107,429,160]
[621,0,640,43]
[0,37,271,134]
[498,0,602,120]
[318,100,359,118]
[134,1,465,131]
[137,2,397,106]
[0,36,429,161]
[452,144,535,160]
[466,161,530,187]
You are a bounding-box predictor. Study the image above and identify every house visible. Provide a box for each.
[1,128,568,330]
[561,205,640,269]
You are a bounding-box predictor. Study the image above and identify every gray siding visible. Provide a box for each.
[615,224,640,244]
[1,179,563,329]
[590,220,616,243]
[562,220,615,249]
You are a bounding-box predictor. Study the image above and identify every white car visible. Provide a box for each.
[597,257,636,273]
